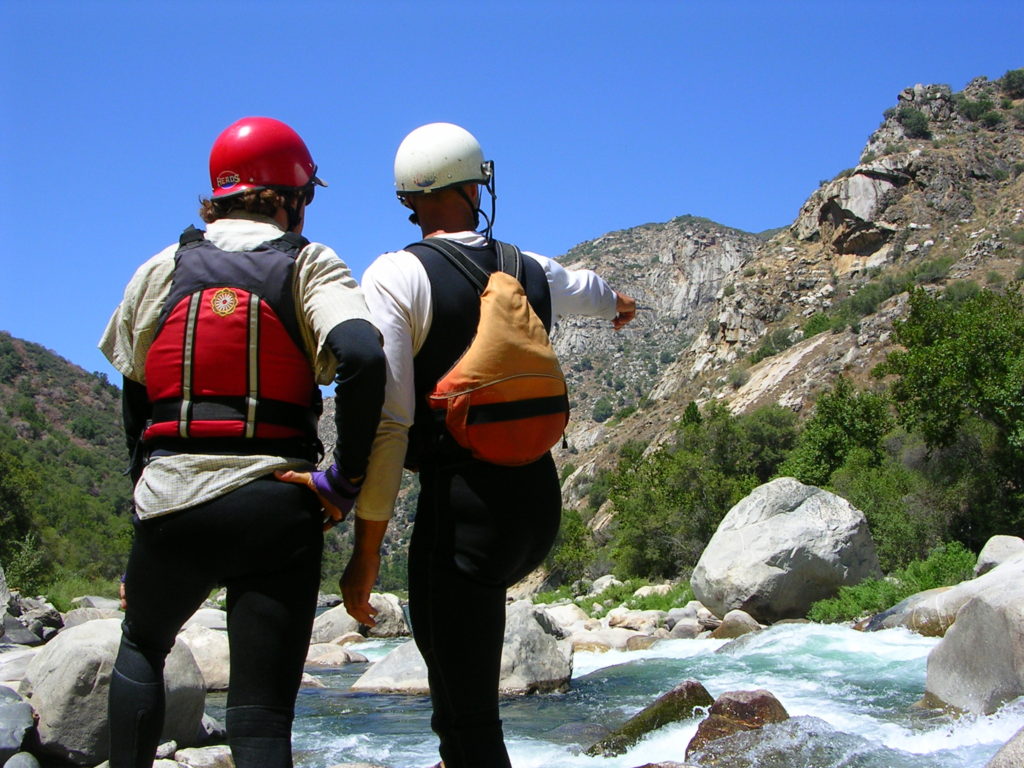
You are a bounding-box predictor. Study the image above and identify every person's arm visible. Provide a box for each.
[121,376,151,485]
[341,517,389,626]
[350,253,424,523]
[325,319,386,479]
[527,252,620,322]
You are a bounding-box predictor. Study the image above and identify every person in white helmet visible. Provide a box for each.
[355,122,636,768]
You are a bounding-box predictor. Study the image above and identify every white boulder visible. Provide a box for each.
[691,478,881,623]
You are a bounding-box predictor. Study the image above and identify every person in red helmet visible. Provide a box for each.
[100,116,385,768]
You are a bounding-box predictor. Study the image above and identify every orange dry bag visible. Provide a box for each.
[418,238,569,466]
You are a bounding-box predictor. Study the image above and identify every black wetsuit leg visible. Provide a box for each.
[408,454,561,768]
[108,478,322,768]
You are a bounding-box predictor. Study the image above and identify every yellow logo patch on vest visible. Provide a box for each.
[211,288,239,317]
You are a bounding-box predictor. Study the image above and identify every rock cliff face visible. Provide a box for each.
[555,72,1024,508]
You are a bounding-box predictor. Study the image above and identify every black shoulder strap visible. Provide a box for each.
[413,238,523,294]
[179,225,206,247]
[268,231,310,255]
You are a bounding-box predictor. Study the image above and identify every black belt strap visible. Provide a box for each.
[150,397,318,433]
[433,394,569,426]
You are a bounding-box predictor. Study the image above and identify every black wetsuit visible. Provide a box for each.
[406,241,562,768]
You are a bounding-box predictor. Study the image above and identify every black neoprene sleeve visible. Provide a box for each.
[121,376,151,484]
[325,318,386,479]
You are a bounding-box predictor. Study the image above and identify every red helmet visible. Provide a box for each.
[208,117,326,198]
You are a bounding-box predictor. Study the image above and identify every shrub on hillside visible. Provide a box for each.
[896,107,931,139]
[999,68,1024,99]
[807,541,976,623]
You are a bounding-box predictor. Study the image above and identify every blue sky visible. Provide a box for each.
[2,1,1022,379]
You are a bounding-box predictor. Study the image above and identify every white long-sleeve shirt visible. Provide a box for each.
[355,231,618,521]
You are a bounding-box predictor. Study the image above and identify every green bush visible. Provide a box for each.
[807,542,976,623]
[955,94,995,121]
[44,573,122,613]
[980,110,1005,128]
[999,68,1024,99]
[896,107,931,139]
[592,397,614,423]
[750,327,794,364]
[802,312,834,338]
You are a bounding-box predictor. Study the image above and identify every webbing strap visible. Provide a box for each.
[465,393,569,425]
[150,397,318,433]
[415,238,523,294]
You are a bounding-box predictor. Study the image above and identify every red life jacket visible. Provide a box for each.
[142,226,319,446]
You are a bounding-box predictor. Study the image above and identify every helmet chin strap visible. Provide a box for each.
[454,166,497,242]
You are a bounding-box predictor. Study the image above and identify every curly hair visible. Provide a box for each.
[198,188,294,223]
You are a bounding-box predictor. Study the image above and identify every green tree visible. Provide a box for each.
[778,378,894,487]
[0,451,41,563]
[549,509,594,584]
[877,287,1024,544]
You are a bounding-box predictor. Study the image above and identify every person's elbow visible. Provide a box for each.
[328,319,387,390]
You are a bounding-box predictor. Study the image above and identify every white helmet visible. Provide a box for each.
[394,122,493,195]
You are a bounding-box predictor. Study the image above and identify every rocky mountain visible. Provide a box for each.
[554,72,1024,510]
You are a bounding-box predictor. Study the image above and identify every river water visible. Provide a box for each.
[250,623,1023,767]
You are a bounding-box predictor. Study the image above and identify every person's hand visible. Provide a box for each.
[119,577,127,610]
[341,517,388,626]
[341,549,381,627]
[275,465,362,530]
[613,291,637,330]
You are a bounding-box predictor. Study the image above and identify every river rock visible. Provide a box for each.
[894,552,1024,637]
[685,689,789,758]
[349,640,428,694]
[70,596,121,611]
[365,593,409,638]
[862,586,951,632]
[310,604,359,644]
[569,626,645,652]
[607,608,666,633]
[182,609,227,632]
[986,724,1024,768]
[589,575,623,596]
[0,648,37,686]
[974,535,1024,577]
[666,601,721,632]
[691,478,881,623]
[0,617,40,648]
[61,607,122,630]
[499,601,572,694]
[24,618,205,765]
[0,567,10,614]
[305,644,367,666]
[586,679,714,757]
[0,686,33,762]
[10,596,62,642]
[173,745,233,767]
[317,593,342,608]
[669,618,702,639]
[176,624,230,691]
[924,577,1024,714]
[541,602,590,634]
[710,610,761,640]
[4,753,41,768]
[352,602,572,695]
